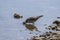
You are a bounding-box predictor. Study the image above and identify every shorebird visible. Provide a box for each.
[23,15,43,24]
[14,13,23,19]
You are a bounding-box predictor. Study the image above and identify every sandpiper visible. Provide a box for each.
[23,15,43,24]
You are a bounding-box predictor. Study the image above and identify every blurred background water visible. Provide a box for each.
[0,0,60,40]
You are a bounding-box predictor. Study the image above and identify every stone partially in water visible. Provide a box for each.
[14,13,23,19]
[30,35,46,40]
[53,20,60,26]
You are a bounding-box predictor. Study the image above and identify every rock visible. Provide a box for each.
[14,13,23,19]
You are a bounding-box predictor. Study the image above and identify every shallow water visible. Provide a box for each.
[0,0,60,40]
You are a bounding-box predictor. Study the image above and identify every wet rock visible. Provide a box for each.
[31,36,40,40]
[56,27,60,31]
[52,27,56,30]
[53,20,60,26]
[46,25,58,30]
[30,35,46,40]
[39,35,46,37]
[52,32,57,35]
[14,13,23,19]
[45,26,52,30]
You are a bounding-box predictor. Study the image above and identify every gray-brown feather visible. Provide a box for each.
[25,15,43,23]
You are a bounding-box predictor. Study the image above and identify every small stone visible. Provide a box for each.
[14,13,23,19]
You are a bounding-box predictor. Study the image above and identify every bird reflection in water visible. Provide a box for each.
[24,24,40,32]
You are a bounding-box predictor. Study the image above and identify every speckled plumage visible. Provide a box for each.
[23,15,43,24]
